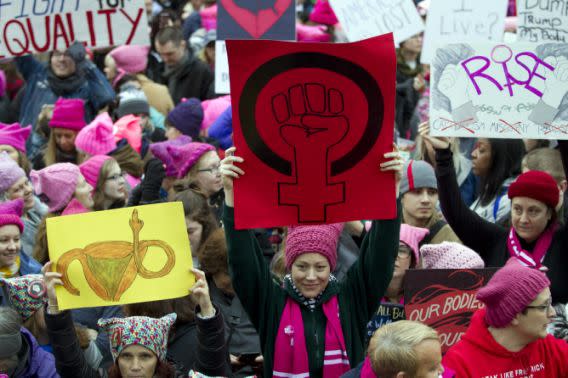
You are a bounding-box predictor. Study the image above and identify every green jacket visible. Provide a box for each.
[223,203,401,378]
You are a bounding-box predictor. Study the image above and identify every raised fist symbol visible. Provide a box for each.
[272,83,347,223]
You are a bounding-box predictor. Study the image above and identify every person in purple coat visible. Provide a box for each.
[0,307,58,377]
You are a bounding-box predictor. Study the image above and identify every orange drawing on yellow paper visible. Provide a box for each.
[57,209,175,302]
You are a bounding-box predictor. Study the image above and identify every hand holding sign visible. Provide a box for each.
[42,262,63,314]
[220,147,245,207]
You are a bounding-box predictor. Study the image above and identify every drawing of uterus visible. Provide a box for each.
[57,210,175,302]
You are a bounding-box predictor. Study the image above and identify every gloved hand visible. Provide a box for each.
[141,158,166,203]
[66,42,86,64]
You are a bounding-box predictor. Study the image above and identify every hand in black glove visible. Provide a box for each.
[141,158,166,203]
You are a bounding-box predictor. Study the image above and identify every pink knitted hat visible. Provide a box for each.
[309,0,338,26]
[30,163,80,212]
[285,223,343,271]
[49,98,86,131]
[296,23,331,42]
[0,152,26,194]
[109,45,151,87]
[0,198,24,232]
[399,224,429,266]
[420,242,484,269]
[149,135,193,177]
[80,155,113,188]
[0,274,47,320]
[75,113,116,156]
[61,198,90,216]
[114,115,142,154]
[477,258,550,328]
[166,142,215,179]
[0,122,32,153]
[200,96,231,132]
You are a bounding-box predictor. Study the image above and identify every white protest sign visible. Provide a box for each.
[421,0,508,64]
[517,0,568,43]
[0,0,149,58]
[329,0,424,45]
[430,42,568,139]
[215,40,230,94]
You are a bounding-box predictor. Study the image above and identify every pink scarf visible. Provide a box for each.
[273,296,349,378]
[507,224,556,268]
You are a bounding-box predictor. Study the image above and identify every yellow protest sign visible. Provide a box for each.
[47,202,194,310]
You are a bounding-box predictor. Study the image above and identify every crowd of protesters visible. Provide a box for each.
[0,0,567,377]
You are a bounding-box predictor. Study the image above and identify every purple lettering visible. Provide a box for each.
[461,56,503,95]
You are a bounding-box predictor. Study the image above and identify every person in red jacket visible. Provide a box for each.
[443,258,568,377]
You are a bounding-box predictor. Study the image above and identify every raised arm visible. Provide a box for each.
[42,263,100,378]
[15,55,45,81]
[419,123,505,260]
[220,147,280,331]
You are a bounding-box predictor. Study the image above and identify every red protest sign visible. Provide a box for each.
[404,269,498,353]
[226,34,397,229]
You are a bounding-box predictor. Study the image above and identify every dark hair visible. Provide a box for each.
[108,358,175,377]
[198,228,228,276]
[174,189,219,249]
[150,9,181,48]
[478,138,525,206]
[156,26,185,47]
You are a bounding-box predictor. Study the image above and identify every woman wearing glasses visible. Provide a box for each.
[420,125,568,305]
[443,259,568,377]
[79,155,128,211]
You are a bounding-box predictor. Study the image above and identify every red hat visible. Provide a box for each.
[0,198,24,232]
[508,170,559,208]
[285,223,343,271]
[49,98,86,131]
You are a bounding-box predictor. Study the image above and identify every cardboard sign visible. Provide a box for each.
[329,0,424,46]
[217,0,295,40]
[227,34,397,228]
[0,0,149,58]
[517,0,568,43]
[404,269,497,353]
[366,302,406,339]
[421,0,507,63]
[430,42,568,139]
[47,202,194,310]
[215,41,230,94]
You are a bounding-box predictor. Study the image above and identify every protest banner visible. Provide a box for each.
[217,0,295,40]
[404,268,497,353]
[215,41,230,94]
[429,42,568,139]
[517,0,568,43]
[47,202,194,310]
[226,34,397,228]
[421,0,507,63]
[0,0,149,59]
[215,0,295,95]
[329,0,424,46]
[366,302,405,339]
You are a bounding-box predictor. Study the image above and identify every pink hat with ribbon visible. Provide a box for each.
[285,223,343,271]
[30,163,80,212]
[114,115,142,154]
[0,122,32,153]
[49,98,86,131]
[79,155,113,188]
[0,198,24,232]
[75,112,116,156]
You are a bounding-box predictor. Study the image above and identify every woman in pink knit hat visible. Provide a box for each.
[30,163,94,264]
[220,146,403,377]
[38,98,87,169]
[0,122,33,174]
[80,155,127,211]
[0,199,42,278]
